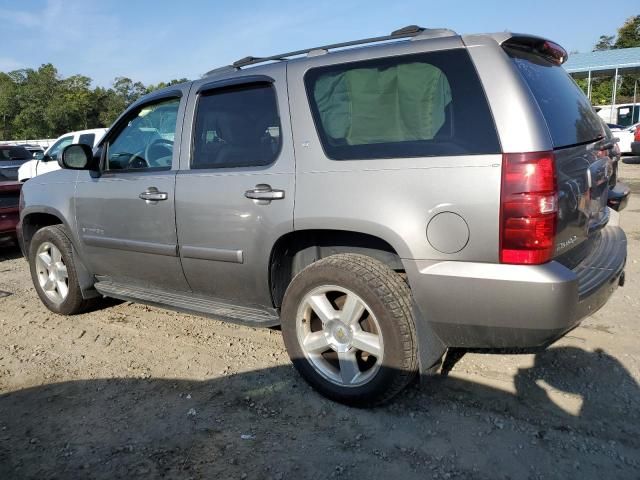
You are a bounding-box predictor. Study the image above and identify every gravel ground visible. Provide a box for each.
[0,161,639,480]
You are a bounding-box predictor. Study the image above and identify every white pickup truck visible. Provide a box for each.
[18,128,107,182]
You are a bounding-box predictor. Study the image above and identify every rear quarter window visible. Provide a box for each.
[304,49,500,160]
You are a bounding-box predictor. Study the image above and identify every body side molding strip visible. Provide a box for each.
[82,235,178,257]
[181,245,244,264]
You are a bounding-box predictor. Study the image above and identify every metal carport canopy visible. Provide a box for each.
[563,47,640,121]
[564,47,640,79]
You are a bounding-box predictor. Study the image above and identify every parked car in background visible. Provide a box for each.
[602,122,631,212]
[23,144,45,160]
[0,145,33,181]
[18,128,107,182]
[631,124,640,156]
[0,181,22,244]
[610,122,640,155]
[596,103,640,127]
[18,27,627,406]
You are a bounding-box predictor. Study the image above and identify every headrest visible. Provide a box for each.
[214,111,268,146]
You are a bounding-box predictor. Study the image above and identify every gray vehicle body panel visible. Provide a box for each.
[73,82,192,292]
[20,169,81,241]
[175,63,295,307]
[461,34,552,153]
[18,30,627,363]
[286,35,502,263]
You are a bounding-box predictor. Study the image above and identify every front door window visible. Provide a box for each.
[106,98,180,171]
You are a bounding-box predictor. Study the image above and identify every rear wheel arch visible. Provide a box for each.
[270,229,448,378]
[269,229,405,310]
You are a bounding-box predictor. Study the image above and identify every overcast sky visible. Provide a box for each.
[1,0,638,87]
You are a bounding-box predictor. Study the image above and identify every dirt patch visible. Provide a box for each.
[0,162,639,479]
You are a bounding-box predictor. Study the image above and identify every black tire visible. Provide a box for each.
[29,225,93,315]
[281,253,418,407]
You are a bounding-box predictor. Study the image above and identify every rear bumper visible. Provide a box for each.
[631,141,640,154]
[405,224,627,349]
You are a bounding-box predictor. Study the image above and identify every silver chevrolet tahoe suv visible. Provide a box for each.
[17,26,627,406]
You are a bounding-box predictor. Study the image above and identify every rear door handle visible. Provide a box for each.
[139,187,168,203]
[245,184,285,201]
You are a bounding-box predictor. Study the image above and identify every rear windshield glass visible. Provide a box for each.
[305,49,500,160]
[506,48,604,149]
[0,146,31,160]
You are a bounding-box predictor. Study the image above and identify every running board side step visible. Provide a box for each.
[94,281,280,327]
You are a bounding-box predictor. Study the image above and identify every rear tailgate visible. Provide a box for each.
[0,159,26,181]
[505,41,612,265]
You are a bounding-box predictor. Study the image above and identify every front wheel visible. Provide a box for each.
[29,225,93,315]
[281,254,418,407]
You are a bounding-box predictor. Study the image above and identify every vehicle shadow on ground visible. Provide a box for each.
[622,156,640,165]
[1,346,638,479]
[0,244,23,262]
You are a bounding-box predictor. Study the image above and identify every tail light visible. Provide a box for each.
[634,125,640,142]
[500,152,558,265]
[541,41,568,65]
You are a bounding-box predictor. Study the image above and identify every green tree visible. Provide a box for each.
[614,15,640,49]
[50,74,93,132]
[146,78,190,93]
[0,72,19,140]
[593,35,615,51]
[11,64,61,138]
[577,15,640,106]
[0,62,189,139]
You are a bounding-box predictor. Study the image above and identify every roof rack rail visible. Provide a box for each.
[205,25,456,76]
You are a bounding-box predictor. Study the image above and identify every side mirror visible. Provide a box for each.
[60,144,98,170]
[42,153,53,162]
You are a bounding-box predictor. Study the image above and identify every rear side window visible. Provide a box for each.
[506,48,604,148]
[78,133,95,146]
[192,83,281,169]
[305,49,500,160]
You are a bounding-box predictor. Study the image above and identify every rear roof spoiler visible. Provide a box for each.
[499,33,568,64]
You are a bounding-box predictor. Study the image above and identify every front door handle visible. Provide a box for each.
[139,187,168,204]
[245,184,285,201]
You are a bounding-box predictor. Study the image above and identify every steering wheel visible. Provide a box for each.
[145,138,174,167]
[126,152,148,169]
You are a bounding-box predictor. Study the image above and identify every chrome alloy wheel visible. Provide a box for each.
[35,241,69,305]
[296,285,384,387]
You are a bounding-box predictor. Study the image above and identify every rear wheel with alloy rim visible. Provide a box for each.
[281,254,418,407]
